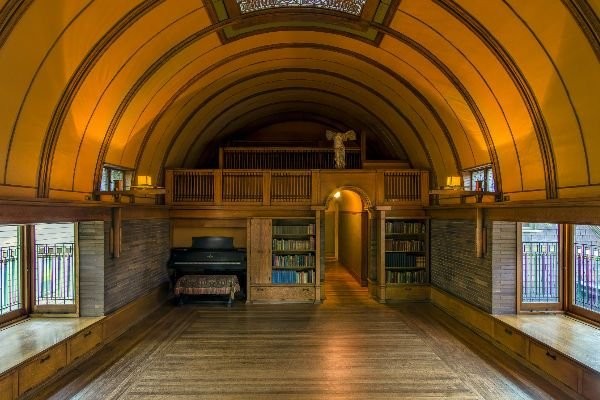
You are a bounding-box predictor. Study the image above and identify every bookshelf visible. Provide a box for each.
[375,213,430,302]
[248,215,321,303]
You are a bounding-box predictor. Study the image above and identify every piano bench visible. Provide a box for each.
[174,275,241,307]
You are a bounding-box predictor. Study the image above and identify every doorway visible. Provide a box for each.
[324,189,369,286]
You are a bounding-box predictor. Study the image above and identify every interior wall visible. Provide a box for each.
[324,202,337,260]
[171,219,247,249]
[337,190,363,283]
[104,218,171,314]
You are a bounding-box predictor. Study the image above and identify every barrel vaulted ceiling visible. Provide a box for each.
[0,0,598,202]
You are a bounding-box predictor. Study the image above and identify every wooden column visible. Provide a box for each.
[476,207,485,258]
[213,170,222,205]
[111,207,122,258]
[376,206,389,303]
[164,170,173,205]
[262,171,271,206]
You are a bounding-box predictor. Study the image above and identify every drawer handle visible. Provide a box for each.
[40,354,51,363]
[256,288,264,292]
[84,330,93,337]
[504,328,513,335]
[405,287,412,291]
[545,351,557,360]
[303,288,310,292]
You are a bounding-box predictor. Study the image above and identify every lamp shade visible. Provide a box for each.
[137,175,152,186]
[446,176,461,187]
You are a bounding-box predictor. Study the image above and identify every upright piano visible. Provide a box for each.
[167,236,247,300]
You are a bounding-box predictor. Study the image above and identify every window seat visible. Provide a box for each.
[0,317,104,375]
[431,287,600,399]
[0,317,104,399]
[495,313,600,374]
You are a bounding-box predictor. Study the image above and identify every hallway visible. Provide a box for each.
[36,263,564,399]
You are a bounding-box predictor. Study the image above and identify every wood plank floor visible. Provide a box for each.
[36,262,568,399]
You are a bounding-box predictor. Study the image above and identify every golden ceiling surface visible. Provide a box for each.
[0,0,597,201]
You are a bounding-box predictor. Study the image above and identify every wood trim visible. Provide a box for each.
[566,223,600,325]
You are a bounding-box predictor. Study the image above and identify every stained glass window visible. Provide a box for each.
[236,0,367,15]
[462,165,495,192]
[100,165,133,191]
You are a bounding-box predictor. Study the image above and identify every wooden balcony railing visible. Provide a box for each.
[221,147,361,169]
[166,169,429,207]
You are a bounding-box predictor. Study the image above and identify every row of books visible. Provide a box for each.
[272,269,315,284]
[385,253,426,268]
[272,254,315,267]
[384,239,424,252]
[272,224,315,235]
[386,270,427,284]
[385,221,425,234]
[272,238,315,251]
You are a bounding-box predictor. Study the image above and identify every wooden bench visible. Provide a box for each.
[174,275,241,307]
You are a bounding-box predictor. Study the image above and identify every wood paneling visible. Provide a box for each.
[0,371,16,400]
[103,283,169,342]
[385,284,430,301]
[529,341,581,392]
[67,324,103,364]
[582,369,600,400]
[250,285,315,302]
[18,344,66,395]
[493,321,527,358]
[248,218,272,285]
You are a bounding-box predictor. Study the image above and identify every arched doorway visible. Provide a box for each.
[324,188,371,287]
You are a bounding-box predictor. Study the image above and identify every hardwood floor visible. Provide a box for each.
[36,262,567,399]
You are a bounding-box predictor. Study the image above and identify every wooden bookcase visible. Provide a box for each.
[376,212,430,301]
[248,214,321,303]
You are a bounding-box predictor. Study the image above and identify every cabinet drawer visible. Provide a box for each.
[0,371,16,400]
[582,369,600,399]
[251,286,315,302]
[68,323,103,363]
[493,322,527,358]
[385,285,430,301]
[529,341,580,391]
[18,344,66,395]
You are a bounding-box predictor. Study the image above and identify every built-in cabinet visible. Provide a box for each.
[374,209,430,302]
[248,214,321,303]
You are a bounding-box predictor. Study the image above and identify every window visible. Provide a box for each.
[0,225,24,324]
[100,164,133,191]
[571,225,600,319]
[0,222,78,325]
[33,223,77,313]
[517,222,600,323]
[518,223,562,311]
[463,165,495,192]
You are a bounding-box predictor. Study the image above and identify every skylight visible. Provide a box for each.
[236,0,367,15]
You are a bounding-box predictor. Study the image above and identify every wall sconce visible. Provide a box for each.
[333,191,341,199]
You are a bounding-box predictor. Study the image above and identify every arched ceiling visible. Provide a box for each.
[0,0,598,202]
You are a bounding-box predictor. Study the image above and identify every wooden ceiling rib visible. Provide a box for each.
[0,0,597,202]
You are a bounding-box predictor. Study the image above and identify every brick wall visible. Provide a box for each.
[104,219,170,314]
[431,219,493,312]
[431,219,518,314]
[491,221,517,314]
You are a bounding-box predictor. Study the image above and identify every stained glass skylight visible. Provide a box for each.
[236,0,367,15]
